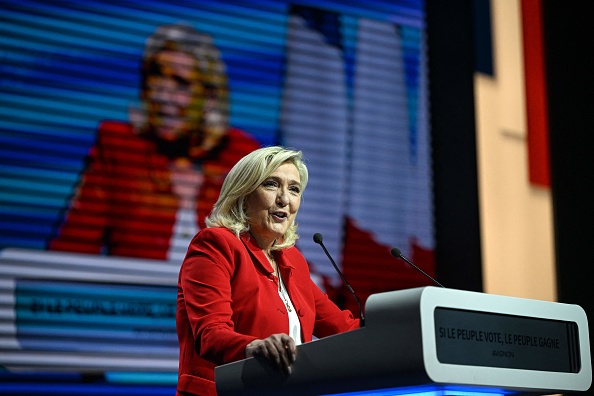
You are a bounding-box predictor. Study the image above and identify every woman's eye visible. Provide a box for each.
[290,186,301,194]
[263,180,277,188]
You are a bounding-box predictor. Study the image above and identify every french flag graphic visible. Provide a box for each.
[281,6,435,312]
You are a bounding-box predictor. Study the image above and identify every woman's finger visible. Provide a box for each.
[246,334,296,375]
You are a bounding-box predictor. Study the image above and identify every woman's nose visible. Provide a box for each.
[276,190,288,206]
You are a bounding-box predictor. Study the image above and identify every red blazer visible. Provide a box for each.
[49,121,260,260]
[176,227,359,396]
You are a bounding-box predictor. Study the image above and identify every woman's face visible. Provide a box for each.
[245,162,302,249]
[144,50,204,141]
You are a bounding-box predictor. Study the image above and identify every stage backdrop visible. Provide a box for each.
[0,0,432,393]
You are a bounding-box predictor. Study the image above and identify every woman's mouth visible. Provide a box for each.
[272,211,287,220]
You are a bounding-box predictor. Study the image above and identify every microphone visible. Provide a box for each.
[390,247,445,288]
[313,233,365,327]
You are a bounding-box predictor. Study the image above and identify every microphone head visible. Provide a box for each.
[390,247,402,258]
[313,233,323,244]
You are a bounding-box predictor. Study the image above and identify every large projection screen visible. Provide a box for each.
[0,0,431,393]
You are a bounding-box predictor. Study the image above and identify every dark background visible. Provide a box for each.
[428,2,593,394]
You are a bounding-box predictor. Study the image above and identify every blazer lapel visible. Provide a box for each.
[240,233,274,275]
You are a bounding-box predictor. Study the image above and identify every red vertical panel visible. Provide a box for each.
[521,0,550,187]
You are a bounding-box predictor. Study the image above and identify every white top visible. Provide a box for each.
[167,205,198,263]
[278,275,302,345]
[167,162,203,263]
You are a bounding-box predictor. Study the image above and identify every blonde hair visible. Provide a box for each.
[205,146,308,249]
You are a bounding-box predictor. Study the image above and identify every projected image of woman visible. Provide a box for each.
[49,23,260,262]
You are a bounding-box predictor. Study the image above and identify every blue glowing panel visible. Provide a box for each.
[322,385,508,395]
[0,0,430,393]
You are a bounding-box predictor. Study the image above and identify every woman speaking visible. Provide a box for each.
[176,146,360,396]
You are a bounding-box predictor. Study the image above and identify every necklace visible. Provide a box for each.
[267,251,293,313]
[278,275,293,313]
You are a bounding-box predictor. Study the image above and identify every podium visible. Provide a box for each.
[215,287,592,395]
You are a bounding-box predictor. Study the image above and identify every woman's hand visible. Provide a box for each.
[245,333,297,375]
